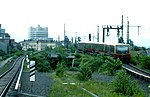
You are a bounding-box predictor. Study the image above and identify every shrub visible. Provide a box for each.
[78,61,92,81]
[36,60,51,72]
[138,55,150,70]
[55,62,65,77]
[68,67,79,71]
[112,69,144,96]
[130,55,138,65]
[101,56,122,75]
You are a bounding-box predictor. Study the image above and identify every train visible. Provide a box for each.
[77,41,130,63]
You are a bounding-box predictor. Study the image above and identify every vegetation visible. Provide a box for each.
[0,49,6,59]
[29,51,52,72]
[112,69,144,96]
[75,55,122,81]
[55,61,65,77]
[50,70,145,97]
[19,45,148,96]
[130,48,150,71]
[138,55,150,70]
[0,60,12,74]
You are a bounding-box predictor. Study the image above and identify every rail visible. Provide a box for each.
[122,64,150,81]
[15,58,25,90]
[0,57,24,97]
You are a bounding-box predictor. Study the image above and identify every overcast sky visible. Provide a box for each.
[0,0,150,47]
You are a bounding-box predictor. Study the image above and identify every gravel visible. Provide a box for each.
[130,75,150,97]
[92,72,115,83]
[19,71,53,97]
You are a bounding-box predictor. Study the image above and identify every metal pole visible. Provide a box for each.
[102,28,105,43]
[122,15,124,38]
[97,25,99,42]
[64,23,66,46]
[127,17,129,44]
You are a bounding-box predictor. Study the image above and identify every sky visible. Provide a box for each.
[0,0,150,47]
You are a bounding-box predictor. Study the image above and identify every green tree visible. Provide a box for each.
[55,61,65,77]
[112,69,144,96]
[138,55,150,69]
[36,60,51,72]
[133,46,140,51]
[78,62,92,81]
[0,49,6,59]
[101,56,122,75]
[29,52,52,72]
[77,55,93,81]
[142,46,146,51]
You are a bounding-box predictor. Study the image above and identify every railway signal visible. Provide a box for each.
[102,15,141,44]
[102,25,123,43]
[89,33,91,41]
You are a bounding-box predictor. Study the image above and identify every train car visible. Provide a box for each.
[77,42,130,63]
[77,42,98,54]
[114,44,130,63]
[77,42,86,53]
[78,42,106,54]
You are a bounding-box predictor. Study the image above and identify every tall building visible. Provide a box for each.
[0,24,10,39]
[29,25,48,40]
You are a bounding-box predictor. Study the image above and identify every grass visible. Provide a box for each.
[0,61,12,74]
[49,71,142,97]
[23,60,30,71]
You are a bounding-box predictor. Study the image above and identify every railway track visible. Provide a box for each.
[122,64,150,81]
[0,56,24,97]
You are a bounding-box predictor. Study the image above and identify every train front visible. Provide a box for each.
[114,44,130,63]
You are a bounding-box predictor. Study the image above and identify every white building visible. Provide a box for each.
[20,40,56,51]
[29,25,48,40]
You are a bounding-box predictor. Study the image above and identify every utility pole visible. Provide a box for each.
[64,23,66,47]
[127,17,129,44]
[137,26,141,35]
[97,25,99,42]
[75,32,77,43]
[121,15,124,39]
[126,17,141,44]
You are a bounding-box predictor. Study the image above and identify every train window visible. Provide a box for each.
[116,45,129,54]
[110,45,114,52]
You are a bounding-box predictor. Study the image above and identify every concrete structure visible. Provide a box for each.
[20,40,56,51]
[0,24,13,54]
[29,25,48,40]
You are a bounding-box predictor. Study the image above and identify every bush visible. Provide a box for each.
[101,56,122,75]
[36,60,51,72]
[130,55,138,65]
[55,62,65,77]
[78,61,92,81]
[68,67,79,71]
[112,69,144,96]
[138,55,150,70]
[29,52,52,72]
